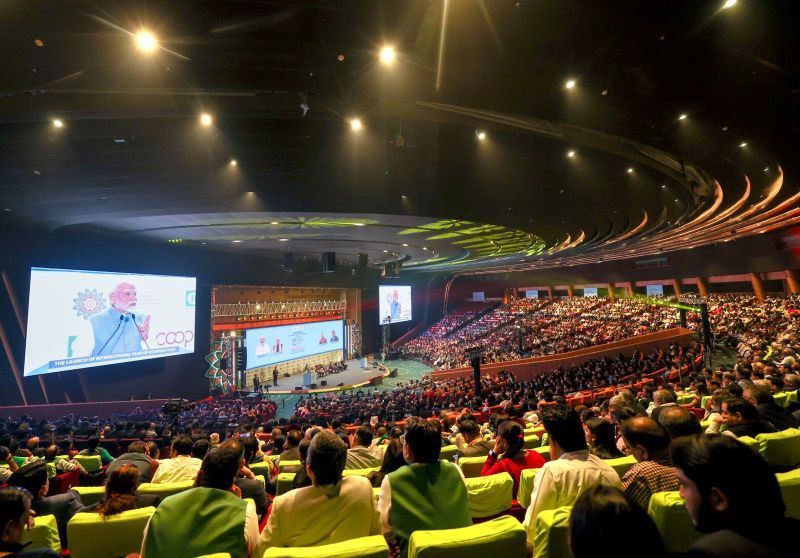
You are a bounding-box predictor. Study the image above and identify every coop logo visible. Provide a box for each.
[185,290,196,307]
[156,330,194,347]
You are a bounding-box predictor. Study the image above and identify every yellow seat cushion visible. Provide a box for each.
[737,436,760,452]
[532,506,571,558]
[74,455,102,473]
[605,455,637,478]
[458,456,488,478]
[73,485,107,507]
[67,506,155,558]
[532,446,550,461]
[773,392,789,408]
[647,491,702,553]
[756,428,800,469]
[517,468,540,509]
[278,460,303,473]
[22,513,61,553]
[343,467,380,477]
[523,435,540,450]
[263,535,389,558]
[277,472,297,495]
[408,515,526,558]
[776,468,800,519]
[138,480,195,498]
[439,445,458,462]
[465,473,513,519]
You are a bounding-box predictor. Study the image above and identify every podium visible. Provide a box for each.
[303,371,312,387]
[361,358,368,369]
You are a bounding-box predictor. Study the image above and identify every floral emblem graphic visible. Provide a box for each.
[73,289,106,319]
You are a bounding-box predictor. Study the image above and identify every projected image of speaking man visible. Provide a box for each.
[90,282,151,356]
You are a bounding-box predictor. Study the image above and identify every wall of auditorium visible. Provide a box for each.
[0,228,418,406]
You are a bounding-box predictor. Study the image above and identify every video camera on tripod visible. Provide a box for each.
[161,398,196,416]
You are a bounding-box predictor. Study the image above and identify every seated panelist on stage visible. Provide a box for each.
[90,282,151,357]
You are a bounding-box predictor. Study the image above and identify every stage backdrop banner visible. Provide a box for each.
[246,319,344,369]
[378,285,412,324]
[24,268,196,376]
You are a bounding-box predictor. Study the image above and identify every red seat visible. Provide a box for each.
[48,470,79,495]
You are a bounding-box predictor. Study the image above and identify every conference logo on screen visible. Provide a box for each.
[156,330,194,347]
[185,290,196,307]
[72,289,107,319]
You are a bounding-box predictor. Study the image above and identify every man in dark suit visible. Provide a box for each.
[8,461,84,547]
[744,385,798,431]
[721,398,778,438]
[107,440,156,482]
[226,439,269,518]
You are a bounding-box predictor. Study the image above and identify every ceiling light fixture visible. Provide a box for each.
[476,130,486,140]
[350,118,362,131]
[278,238,289,242]
[565,79,576,89]
[722,0,737,9]
[739,142,748,148]
[52,119,64,128]
[379,45,396,65]
[232,240,242,243]
[200,113,213,126]
[567,150,575,158]
[229,159,237,166]
[627,167,634,174]
[135,30,158,53]
[678,113,688,120]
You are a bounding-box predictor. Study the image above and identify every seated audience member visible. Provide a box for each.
[0,486,60,558]
[0,447,19,483]
[584,417,624,459]
[78,436,113,465]
[191,439,210,460]
[150,436,202,484]
[209,432,221,448]
[379,417,471,558]
[276,431,301,465]
[657,405,703,439]
[43,444,86,478]
[481,421,546,498]
[367,439,405,488]
[225,440,269,519]
[720,398,778,438]
[743,385,799,431]
[256,431,378,556]
[145,441,160,460]
[619,417,680,509]
[96,465,160,516]
[24,437,44,459]
[107,441,156,482]
[671,434,799,557]
[522,407,620,548]
[569,485,665,558]
[289,439,312,490]
[7,461,84,547]
[649,390,677,422]
[141,444,259,557]
[345,427,383,470]
[455,419,493,458]
[240,436,263,465]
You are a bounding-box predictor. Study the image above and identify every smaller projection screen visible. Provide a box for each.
[24,268,196,376]
[246,319,344,369]
[646,284,664,297]
[525,290,539,299]
[379,285,412,324]
[583,287,599,297]
[472,292,486,302]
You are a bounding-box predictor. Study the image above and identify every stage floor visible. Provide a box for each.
[249,358,389,395]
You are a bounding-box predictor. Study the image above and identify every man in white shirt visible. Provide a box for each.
[345,427,383,470]
[150,436,202,484]
[522,407,620,550]
[256,431,379,557]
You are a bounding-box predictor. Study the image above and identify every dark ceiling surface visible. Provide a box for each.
[0,0,797,273]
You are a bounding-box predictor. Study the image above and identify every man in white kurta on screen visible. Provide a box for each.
[90,282,151,356]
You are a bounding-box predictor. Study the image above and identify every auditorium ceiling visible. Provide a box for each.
[0,1,798,273]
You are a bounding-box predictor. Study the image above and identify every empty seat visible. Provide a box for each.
[756,428,800,469]
[776,467,800,519]
[138,480,195,498]
[73,485,106,507]
[21,513,61,554]
[523,435,540,450]
[459,456,489,478]
[67,506,155,558]
[277,472,298,495]
[532,506,571,558]
[605,455,637,478]
[647,491,702,553]
[736,436,760,452]
[250,461,274,480]
[263,535,389,558]
[465,473,513,519]
[408,515,526,558]
[74,455,103,473]
[517,468,541,509]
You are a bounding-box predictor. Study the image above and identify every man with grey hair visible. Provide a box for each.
[649,390,677,423]
[743,384,798,431]
[256,431,378,555]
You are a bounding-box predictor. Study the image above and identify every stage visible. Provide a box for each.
[247,357,392,395]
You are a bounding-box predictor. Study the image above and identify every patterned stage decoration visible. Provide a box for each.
[205,340,233,393]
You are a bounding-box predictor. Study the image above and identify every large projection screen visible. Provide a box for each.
[378,285,412,324]
[246,319,344,369]
[23,268,196,376]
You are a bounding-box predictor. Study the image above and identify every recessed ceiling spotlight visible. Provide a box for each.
[567,150,576,158]
[627,167,634,174]
[383,250,388,253]
[350,118,362,131]
[739,142,748,148]
[200,113,213,126]
[401,194,407,199]
[476,130,486,140]
[722,0,737,9]
[34,38,44,47]
[763,167,769,172]
[232,240,242,243]
[113,138,126,143]
[674,198,679,203]
[278,238,289,242]
[379,45,396,65]
[565,79,576,89]
[337,54,345,61]
[229,159,237,166]
[354,223,365,226]
[661,184,667,189]
[52,119,64,128]
[135,30,158,53]
[402,243,409,247]
[678,113,688,120]
[422,247,428,251]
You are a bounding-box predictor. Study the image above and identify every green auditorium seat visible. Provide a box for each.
[278,460,304,473]
[700,395,713,410]
[465,473,513,519]
[73,485,107,507]
[523,435,540,450]
[736,436,760,452]
[788,391,798,406]
[407,515,526,558]
[263,535,390,558]
[773,392,789,408]
[647,491,702,553]
[45,462,57,478]
[138,479,195,498]
[277,472,298,495]
[776,468,800,519]
[605,455,637,478]
[21,513,61,554]
[532,446,550,461]
[195,554,231,558]
[67,506,155,558]
[676,394,696,405]
[756,428,800,469]
[343,467,380,477]
[532,506,571,558]
[74,454,103,473]
[250,461,274,480]
[458,455,488,478]
[439,445,458,462]
[517,468,540,509]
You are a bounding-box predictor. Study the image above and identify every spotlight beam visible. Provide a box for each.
[436,0,450,91]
